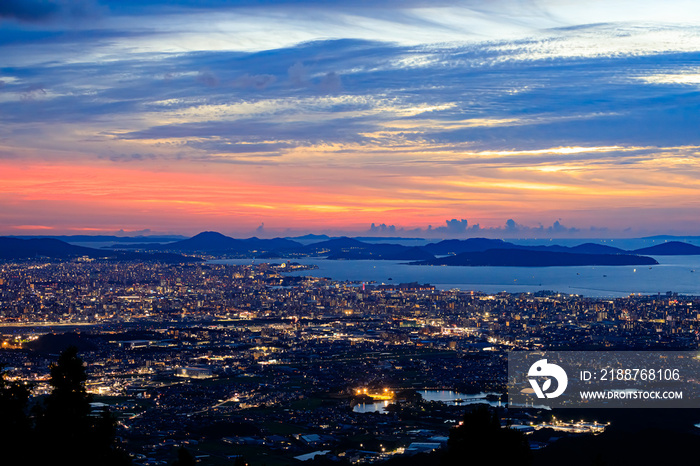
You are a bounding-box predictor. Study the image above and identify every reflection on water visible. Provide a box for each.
[351,389,550,413]
[352,390,501,413]
[353,399,392,414]
[419,390,488,402]
[419,390,503,407]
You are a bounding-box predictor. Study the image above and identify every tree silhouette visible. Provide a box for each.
[441,405,531,466]
[35,346,131,465]
[40,345,92,441]
[0,366,32,464]
[172,446,196,466]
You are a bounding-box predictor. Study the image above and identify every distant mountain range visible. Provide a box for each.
[155,231,301,253]
[297,237,434,260]
[411,249,658,267]
[0,237,199,262]
[3,233,698,266]
[422,238,630,256]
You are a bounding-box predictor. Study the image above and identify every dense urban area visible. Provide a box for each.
[1,259,699,465]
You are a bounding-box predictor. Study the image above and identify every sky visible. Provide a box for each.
[2,0,700,238]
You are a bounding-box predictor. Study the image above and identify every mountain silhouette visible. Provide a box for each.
[162,231,302,254]
[0,237,197,262]
[632,241,700,255]
[413,249,658,267]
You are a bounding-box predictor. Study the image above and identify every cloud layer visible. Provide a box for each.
[1,1,700,236]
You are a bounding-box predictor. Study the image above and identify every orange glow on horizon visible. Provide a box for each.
[0,161,455,234]
[2,153,700,236]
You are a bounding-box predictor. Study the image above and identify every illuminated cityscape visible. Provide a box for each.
[1,257,699,464]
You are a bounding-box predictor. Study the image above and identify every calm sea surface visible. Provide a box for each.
[210,256,700,297]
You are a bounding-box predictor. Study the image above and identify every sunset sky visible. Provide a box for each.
[2,0,700,238]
